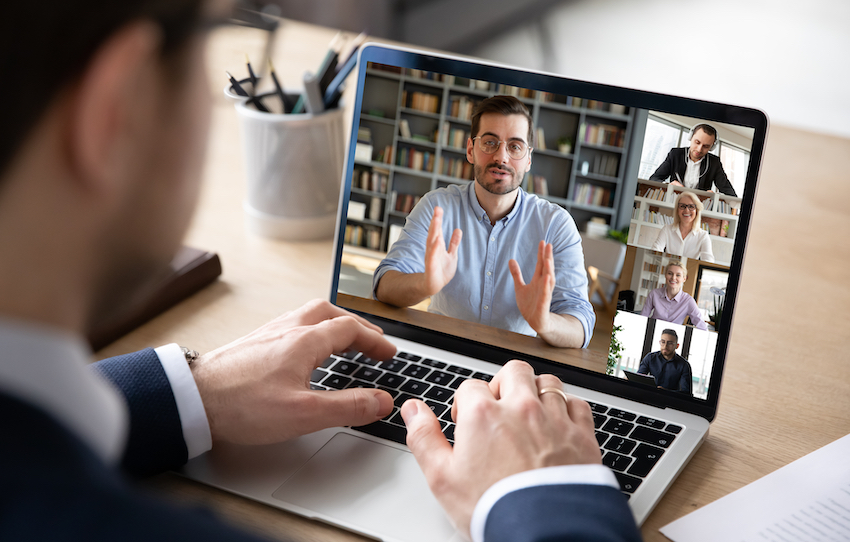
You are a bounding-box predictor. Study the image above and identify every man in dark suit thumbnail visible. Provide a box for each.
[650,123,737,196]
[0,1,641,541]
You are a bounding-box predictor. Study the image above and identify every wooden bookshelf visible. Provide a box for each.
[344,65,640,253]
[628,179,742,266]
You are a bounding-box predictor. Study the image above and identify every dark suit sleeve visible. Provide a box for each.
[680,360,694,396]
[484,484,643,542]
[708,155,737,196]
[90,349,188,478]
[637,354,650,375]
[649,149,676,182]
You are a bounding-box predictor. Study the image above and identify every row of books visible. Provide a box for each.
[449,95,480,121]
[391,191,422,214]
[527,175,549,196]
[590,153,620,177]
[345,224,382,250]
[403,90,440,114]
[640,278,662,290]
[573,183,613,208]
[355,168,389,193]
[375,145,394,164]
[439,156,474,179]
[396,147,435,172]
[704,199,739,215]
[643,262,666,273]
[493,84,536,98]
[633,208,674,225]
[399,119,438,143]
[440,123,469,149]
[640,187,667,201]
[580,122,626,148]
[347,197,383,222]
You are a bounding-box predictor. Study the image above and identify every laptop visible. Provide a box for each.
[180,43,768,541]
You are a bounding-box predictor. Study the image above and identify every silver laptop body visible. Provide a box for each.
[180,43,768,542]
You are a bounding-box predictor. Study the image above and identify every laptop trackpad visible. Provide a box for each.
[272,432,459,542]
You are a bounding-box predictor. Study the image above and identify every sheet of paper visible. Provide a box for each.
[661,433,850,542]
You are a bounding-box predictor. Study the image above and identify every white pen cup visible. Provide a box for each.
[227,86,345,240]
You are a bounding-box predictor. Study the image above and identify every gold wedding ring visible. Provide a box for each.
[538,387,569,405]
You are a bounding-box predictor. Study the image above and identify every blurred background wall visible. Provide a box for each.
[258,0,850,138]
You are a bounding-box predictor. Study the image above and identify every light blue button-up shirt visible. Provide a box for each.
[373,182,595,347]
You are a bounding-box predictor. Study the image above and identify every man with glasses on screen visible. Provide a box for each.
[0,3,641,541]
[637,329,694,395]
[650,123,737,197]
[374,96,595,349]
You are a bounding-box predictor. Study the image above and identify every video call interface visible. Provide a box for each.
[335,59,757,402]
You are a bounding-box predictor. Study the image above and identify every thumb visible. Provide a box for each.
[307,388,394,430]
[401,399,452,477]
[508,258,525,287]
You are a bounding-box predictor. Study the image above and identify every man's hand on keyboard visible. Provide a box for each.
[401,359,601,537]
[191,299,396,445]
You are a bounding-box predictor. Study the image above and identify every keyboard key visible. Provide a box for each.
[631,426,676,448]
[402,365,431,379]
[449,377,467,389]
[420,358,447,369]
[381,407,398,421]
[602,451,633,472]
[310,368,328,383]
[447,365,473,376]
[587,401,609,414]
[357,356,380,366]
[400,380,430,395]
[393,393,415,408]
[602,419,634,436]
[310,384,327,391]
[614,472,642,494]
[376,373,406,388]
[323,375,352,389]
[320,357,336,368]
[440,408,454,422]
[425,370,455,386]
[379,359,407,373]
[424,386,453,403]
[352,421,406,445]
[378,386,399,398]
[592,413,607,429]
[443,423,455,441]
[425,401,448,417]
[628,444,665,477]
[331,360,360,375]
[348,380,376,389]
[603,437,637,455]
[636,416,666,429]
[595,431,608,446]
[389,410,406,426]
[395,351,422,362]
[607,409,637,422]
[352,366,382,382]
[471,372,493,382]
[339,351,360,360]
[665,424,683,434]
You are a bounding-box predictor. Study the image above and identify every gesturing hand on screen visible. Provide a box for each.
[422,206,463,297]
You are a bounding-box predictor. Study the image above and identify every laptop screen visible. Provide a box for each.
[331,44,767,419]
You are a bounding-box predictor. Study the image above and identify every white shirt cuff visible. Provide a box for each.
[154,343,212,459]
[469,464,619,542]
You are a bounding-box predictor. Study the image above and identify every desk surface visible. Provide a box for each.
[96,20,850,542]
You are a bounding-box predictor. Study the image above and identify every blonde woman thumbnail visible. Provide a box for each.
[651,191,715,262]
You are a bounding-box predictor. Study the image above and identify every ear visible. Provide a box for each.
[66,21,162,194]
[466,136,474,164]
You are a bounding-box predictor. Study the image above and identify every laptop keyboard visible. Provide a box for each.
[310,350,682,498]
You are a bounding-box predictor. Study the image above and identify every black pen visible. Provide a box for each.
[226,70,249,97]
[268,59,292,113]
[245,54,258,87]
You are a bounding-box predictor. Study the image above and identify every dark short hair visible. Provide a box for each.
[661,329,679,342]
[691,123,717,141]
[470,95,534,147]
[0,0,204,181]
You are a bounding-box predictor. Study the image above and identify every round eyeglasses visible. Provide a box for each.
[472,136,531,160]
[678,204,697,211]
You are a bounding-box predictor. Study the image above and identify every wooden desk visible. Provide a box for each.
[96,21,850,542]
[337,293,607,373]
